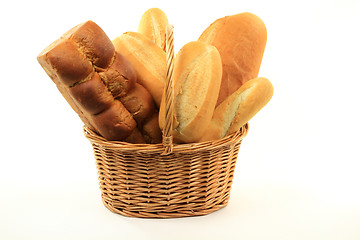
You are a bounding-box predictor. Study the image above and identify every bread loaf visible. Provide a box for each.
[38,20,161,142]
[200,77,273,142]
[98,52,136,99]
[62,20,115,70]
[142,113,162,144]
[69,72,113,115]
[198,12,267,106]
[112,32,166,107]
[138,8,169,51]
[159,41,222,143]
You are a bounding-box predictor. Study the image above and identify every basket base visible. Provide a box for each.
[101,195,230,218]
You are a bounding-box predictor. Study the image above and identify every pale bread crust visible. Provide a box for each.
[138,8,169,51]
[113,32,166,107]
[159,41,222,143]
[199,12,267,106]
[200,77,273,142]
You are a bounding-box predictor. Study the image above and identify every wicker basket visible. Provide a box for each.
[83,25,249,218]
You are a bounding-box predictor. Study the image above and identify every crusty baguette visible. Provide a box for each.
[159,41,222,143]
[112,32,166,107]
[137,8,169,51]
[199,77,273,142]
[198,12,267,106]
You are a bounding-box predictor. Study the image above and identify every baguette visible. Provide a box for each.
[112,32,166,107]
[200,77,273,142]
[138,8,169,51]
[198,12,267,106]
[159,41,222,143]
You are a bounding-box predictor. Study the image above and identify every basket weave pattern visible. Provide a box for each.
[83,25,249,218]
[84,124,247,218]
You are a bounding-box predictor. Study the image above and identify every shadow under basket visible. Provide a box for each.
[83,123,248,218]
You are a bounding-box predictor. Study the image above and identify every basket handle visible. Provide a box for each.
[162,25,175,155]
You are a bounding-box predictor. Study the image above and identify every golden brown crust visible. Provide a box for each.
[142,113,162,144]
[37,38,94,87]
[38,20,164,143]
[199,12,267,106]
[63,20,115,69]
[69,72,114,115]
[99,52,137,99]
[92,100,137,141]
[119,83,155,126]
[124,128,146,144]
[37,21,141,141]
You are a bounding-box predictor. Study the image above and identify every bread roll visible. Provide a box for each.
[138,8,169,51]
[159,41,222,143]
[198,12,267,106]
[112,32,166,107]
[200,77,273,142]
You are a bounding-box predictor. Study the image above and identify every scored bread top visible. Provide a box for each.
[137,8,169,51]
[200,77,273,142]
[159,41,222,143]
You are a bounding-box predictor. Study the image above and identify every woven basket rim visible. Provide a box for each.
[83,122,248,153]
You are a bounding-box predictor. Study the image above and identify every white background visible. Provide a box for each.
[1,0,360,239]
